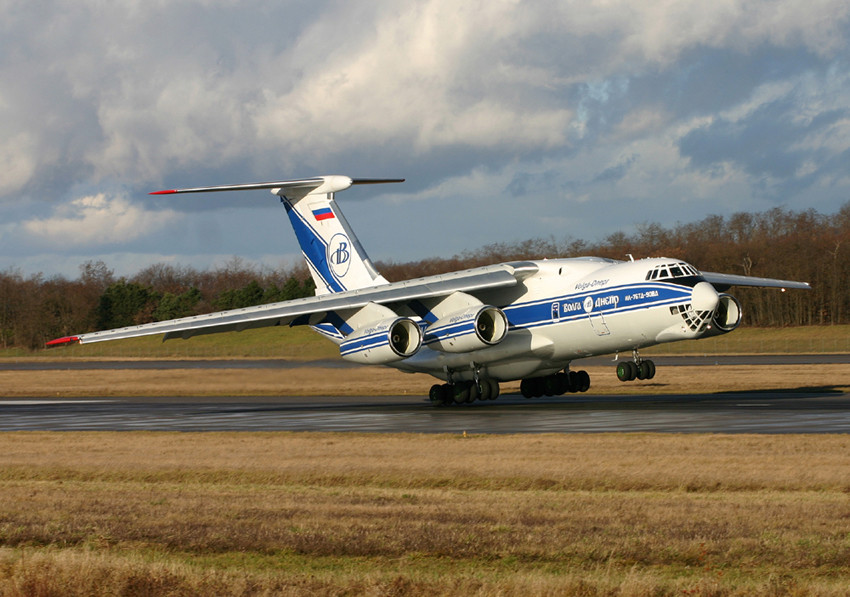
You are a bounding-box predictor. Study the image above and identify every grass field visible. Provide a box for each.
[1,326,848,594]
[1,432,849,596]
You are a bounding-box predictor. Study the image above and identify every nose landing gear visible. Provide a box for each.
[616,350,656,382]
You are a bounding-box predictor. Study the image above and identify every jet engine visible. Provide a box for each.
[424,305,508,353]
[702,293,743,338]
[340,317,422,364]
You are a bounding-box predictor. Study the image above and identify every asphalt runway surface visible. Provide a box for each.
[1,355,848,433]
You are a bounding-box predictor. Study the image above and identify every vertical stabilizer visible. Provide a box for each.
[276,176,392,295]
[150,175,402,296]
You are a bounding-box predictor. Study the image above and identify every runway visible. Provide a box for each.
[1,355,848,433]
[2,391,849,433]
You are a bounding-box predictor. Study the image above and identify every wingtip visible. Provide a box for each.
[46,336,80,348]
[149,189,177,195]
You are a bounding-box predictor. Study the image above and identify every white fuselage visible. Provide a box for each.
[385,257,715,382]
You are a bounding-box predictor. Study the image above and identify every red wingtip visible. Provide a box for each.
[149,189,177,195]
[46,336,80,348]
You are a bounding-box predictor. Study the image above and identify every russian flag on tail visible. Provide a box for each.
[312,207,335,221]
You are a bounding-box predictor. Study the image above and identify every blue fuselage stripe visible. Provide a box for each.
[503,282,691,329]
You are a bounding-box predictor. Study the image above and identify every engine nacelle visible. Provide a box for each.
[340,317,422,364]
[702,293,743,338]
[424,305,508,353]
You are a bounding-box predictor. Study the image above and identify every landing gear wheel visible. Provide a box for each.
[429,384,446,404]
[567,370,579,393]
[544,375,562,396]
[553,372,570,395]
[533,378,546,398]
[453,382,470,404]
[576,370,590,392]
[520,378,534,399]
[616,362,631,382]
[638,360,654,380]
[487,379,500,400]
[478,380,492,401]
[468,381,481,403]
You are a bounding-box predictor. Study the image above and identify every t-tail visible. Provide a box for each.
[152,176,402,295]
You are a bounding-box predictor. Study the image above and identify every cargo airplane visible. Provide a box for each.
[48,176,811,404]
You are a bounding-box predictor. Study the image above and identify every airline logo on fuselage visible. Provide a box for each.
[328,233,351,278]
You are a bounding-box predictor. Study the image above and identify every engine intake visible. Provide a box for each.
[424,305,508,353]
[702,293,743,338]
[340,317,422,364]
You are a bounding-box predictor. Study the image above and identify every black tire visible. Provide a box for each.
[576,370,591,392]
[567,370,579,393]
[488,379,500,400]
[453,383,470,404]
[429,384,445,403]
[645,360,656,379]
[532,377,546,398]
[520,379,534,399]
[638,361,652,380]
[464,381,476,403]
[554,372,570,395]
[616,362,630,382]
[543,375,560,396]
[625,361,638,381]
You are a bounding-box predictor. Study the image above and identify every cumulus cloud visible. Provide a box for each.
[1,0,850,274]
[23,193,181,247]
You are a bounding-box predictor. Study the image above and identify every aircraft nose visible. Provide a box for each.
[691,281,720,312]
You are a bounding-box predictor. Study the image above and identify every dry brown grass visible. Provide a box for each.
[2,363,850,397]
[1,432,849,595]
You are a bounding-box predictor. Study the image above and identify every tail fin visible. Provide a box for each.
[151,175,402,296]
[279,176,396,295]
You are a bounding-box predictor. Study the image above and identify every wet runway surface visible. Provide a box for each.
[2,355,848,433]
[2,391,849,433]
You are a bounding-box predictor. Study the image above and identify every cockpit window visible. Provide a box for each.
[647,262,698,281]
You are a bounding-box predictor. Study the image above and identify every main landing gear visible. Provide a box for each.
[429,379,500,406]
[519,369,590,398]
[616,351,656,382]
[428,368,593,406]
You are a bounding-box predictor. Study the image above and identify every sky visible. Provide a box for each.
[2,0,849,279]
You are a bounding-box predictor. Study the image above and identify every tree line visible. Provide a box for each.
[2,204,848,350]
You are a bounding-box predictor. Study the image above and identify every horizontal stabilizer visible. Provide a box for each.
[150,176,404,197]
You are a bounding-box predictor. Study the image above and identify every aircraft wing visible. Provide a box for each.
[47,261,538,347]
[701,271,811,291]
